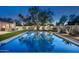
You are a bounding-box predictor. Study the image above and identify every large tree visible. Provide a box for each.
[28,6,54,30]
[18,13,25,25]
[38,9,54,25]
[17,7,54,30]
[68,15,79,25]
[59,15,68,25]
[57,15,68,33]
[28,6,39,24]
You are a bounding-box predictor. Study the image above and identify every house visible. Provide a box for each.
[0,18,16,31]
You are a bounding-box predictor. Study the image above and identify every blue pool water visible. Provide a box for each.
[0,31,79,52]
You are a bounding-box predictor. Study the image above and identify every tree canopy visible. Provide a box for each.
[68,15,79,25]
[57,15,68,25]
[18,6,54,26]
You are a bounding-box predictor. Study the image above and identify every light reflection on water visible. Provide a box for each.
[0,31,79,52]
[18,32,54,52]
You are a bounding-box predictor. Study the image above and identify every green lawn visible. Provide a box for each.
[0,30,26,41]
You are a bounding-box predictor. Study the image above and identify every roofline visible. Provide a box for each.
[0,20,14,23]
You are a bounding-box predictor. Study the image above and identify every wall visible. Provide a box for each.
[0,21,16,31]
[16,25,54,31]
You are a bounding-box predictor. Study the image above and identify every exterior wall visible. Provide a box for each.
[68,25,79,32]
[0,21,8,31]
[9,22,16,31]
[0,21,16,31]
[39,26,43,30]
[16,26,24,31]
[56,25,79,33]
[16,25,54,31]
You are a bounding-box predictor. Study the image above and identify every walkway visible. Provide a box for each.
[54,33,79,46]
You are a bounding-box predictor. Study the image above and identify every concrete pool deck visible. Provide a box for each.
[54,33,79,46]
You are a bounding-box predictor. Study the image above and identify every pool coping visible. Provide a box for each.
[0,32,26,46]
[54,33,79,46]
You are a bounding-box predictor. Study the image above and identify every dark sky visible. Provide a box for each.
[0,6,79,23]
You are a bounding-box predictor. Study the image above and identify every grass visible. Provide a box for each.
[0,30,26,41]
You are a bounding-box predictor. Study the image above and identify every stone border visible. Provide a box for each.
[54,33,79,46]
[0,32,26,46]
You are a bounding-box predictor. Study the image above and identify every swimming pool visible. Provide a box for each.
[0,31,79,52]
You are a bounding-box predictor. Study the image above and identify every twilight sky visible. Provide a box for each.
[0,6,79,23]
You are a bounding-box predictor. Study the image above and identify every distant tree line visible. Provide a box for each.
[56,14,79,25]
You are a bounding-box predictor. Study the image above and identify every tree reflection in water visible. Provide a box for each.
[63,39,71,45]
[18,32,55,52]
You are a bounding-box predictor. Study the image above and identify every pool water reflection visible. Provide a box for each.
[0,31,79,52]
